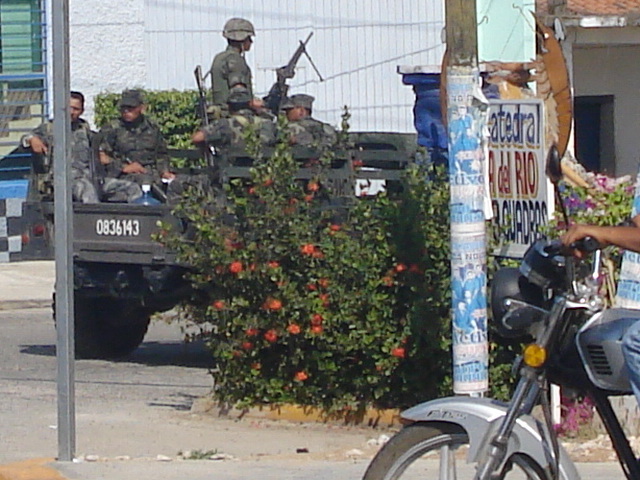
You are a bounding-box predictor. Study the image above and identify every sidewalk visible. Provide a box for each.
[0,260,54,310]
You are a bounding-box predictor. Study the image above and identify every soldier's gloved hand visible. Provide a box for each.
[122,162,147,174]
[29,136,48,154]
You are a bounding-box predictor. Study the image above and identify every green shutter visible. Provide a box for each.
[0,0,43,74]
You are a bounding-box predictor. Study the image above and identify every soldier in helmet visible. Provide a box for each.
[210,17,264,113]
[192,86,275,152]
[281,94,337,148]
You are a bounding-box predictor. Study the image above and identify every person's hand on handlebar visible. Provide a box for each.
[562,219,640,258]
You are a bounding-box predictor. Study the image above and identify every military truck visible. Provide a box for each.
[1,132,418,358]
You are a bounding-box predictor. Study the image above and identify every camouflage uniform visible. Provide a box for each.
[210,46,253,107]
[209,18,255,107]
[99,115,170,184]
[282,94,337,148]
[286,117,337,148]
[22,118,100,203]
[201,108,275,152]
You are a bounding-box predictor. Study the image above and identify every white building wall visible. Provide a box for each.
[573,37,640,176]
[63,0,445,132]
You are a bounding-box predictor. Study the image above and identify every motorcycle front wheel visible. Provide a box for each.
[363,423,550,480]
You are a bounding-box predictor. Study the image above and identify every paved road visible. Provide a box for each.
[0,307,386,479]
[0,307,627,480]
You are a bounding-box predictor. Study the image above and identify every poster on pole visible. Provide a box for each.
[487,99,553,258]
[447,70,489,395]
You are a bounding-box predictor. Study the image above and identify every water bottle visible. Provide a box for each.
[133,184,161,205]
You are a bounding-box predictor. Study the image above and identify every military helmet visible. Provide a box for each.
[223,18,255,41]
[290,94,315,111]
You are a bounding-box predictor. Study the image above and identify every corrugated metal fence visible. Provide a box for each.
[144,0,445,132]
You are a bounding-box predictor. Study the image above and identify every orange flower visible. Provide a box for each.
[248,186,256,195]
[245,328,259,337]
[300,244,316,256]
[382,276,394,287]
[264,298,283,311]
[391,347,406,358]
[310,325,323,335]
[311,313,323,326]
[329,224,341,232]
[212,300,225,310]
[232,350,243,358]
[318,278,329,289]
[287,324,301,335]
[263,178,274,187]
[294,371,309,381]
[307,283,317,291]
[319,293,330,307]
[307,181,320,192]
[267,261,280,269]
[311,250,324,259]
[229,261,243,274]
[264,329,278,343]
[242,341,254,351]
[251,362,261,370]
[395,263,407,273]
[304,194,314,202]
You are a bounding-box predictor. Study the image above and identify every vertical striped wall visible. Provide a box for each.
[144,0,445,132]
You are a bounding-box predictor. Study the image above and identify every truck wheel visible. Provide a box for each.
[71,298,150,359]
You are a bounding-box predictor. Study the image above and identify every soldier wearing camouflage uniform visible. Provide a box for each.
[192,86,276,152]
[210,18,256,108]
[22,91,140,203]
[98,89,178,202]
[281,94,337,148]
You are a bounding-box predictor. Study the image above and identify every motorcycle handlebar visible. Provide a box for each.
[543,236,601,257]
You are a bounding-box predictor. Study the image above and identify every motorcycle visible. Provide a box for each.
[363,150,640,480]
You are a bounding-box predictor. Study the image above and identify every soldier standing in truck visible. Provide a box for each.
[209,17,265,116]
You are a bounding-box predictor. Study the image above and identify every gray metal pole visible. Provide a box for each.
[52,0,76,461]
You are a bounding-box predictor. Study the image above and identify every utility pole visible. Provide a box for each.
[52,0,76,461]
[445,0,489,395]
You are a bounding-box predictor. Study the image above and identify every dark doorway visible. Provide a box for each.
[574,95,615,174]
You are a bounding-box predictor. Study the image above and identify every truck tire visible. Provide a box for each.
[74,298,151,359]
[54,295,151,359]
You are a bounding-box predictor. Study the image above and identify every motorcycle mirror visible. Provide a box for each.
[545,145,563,184]
[544,144,570,229]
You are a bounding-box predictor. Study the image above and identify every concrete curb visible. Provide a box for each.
[191,398,403,428]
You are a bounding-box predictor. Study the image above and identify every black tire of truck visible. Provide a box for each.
[53,295,151,359]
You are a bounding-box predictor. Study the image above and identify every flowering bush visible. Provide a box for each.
[552,174,633,229]
[555,394,595,438]
[162,119,467,413]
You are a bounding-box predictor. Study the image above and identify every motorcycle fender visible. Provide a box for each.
[401,396,580,478]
